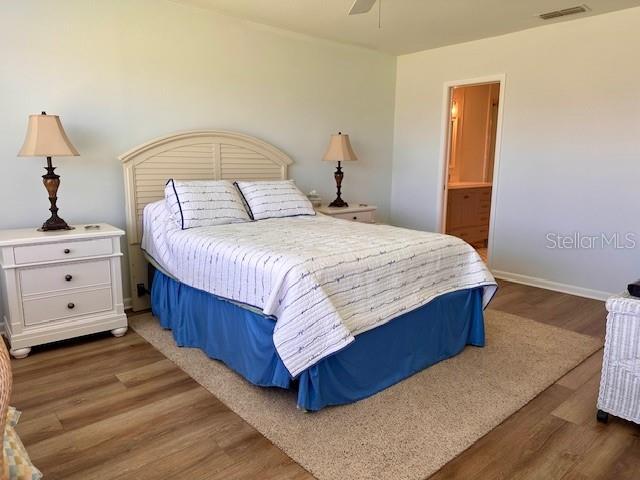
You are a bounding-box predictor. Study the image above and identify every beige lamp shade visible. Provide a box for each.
[18,112,79,157]
[322,132,358,162]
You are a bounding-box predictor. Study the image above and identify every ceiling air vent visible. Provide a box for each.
[539,5,589,20]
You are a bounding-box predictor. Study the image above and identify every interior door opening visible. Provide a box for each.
[442,81,501,265]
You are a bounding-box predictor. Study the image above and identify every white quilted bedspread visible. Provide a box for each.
[142,201,497,377]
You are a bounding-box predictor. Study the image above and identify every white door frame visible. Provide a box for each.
[435,74,506,269]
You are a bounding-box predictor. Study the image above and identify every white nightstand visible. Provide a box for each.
[316,204,377,224]
[0,224,128,358]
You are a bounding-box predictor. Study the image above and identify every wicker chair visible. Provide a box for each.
[0,339,42,479]
[597,292,640,424]
[1,338,11,475]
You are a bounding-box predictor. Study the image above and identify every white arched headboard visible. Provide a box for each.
[120,130,293,310]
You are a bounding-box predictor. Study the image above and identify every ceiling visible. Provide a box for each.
[172,0,640,55]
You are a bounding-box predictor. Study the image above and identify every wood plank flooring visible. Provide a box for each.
[9,280,640,479]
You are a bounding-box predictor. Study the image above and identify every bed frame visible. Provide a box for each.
[120,130,293,311]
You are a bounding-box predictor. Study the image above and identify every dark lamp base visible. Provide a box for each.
[328,198,349,208]
[329,161,349,208]
[38,215,74,232]
[39,156,73,232]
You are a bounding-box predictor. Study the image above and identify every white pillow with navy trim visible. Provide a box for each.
[164,179,251,229]
[235,180,315,220]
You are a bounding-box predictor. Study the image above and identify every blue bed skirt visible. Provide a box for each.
[151,270,486,411]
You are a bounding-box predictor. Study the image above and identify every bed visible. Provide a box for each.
[121,130,497,410]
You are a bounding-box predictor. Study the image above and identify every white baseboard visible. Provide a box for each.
[492,270,612,301]
[124,297,132,310]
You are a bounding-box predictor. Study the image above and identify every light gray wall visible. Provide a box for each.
[3,1,637,303]
[391,8,640,298]
[0,0,396,300]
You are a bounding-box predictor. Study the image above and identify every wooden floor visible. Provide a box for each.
[9,280,640,479]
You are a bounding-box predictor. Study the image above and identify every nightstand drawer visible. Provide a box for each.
[13,238,113,265]
[22,287,113,326]
[331,210,375,223]
[19,259,112,296]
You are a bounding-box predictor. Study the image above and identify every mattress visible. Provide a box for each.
[142,200,497,376]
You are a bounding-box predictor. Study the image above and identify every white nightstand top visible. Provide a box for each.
[316,204,377,215]
[0,224,124,247]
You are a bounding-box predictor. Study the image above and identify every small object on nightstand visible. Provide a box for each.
[627,279,640,298]
[0,224,128,358]
[322,132,358,208]
[307,190,322,208]
[316,204,377,224]
[17,112,80,232]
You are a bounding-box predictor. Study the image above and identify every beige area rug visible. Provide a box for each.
[130,310,601,480]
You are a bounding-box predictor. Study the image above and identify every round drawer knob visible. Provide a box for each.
[353,216,358,220]
[64,248,71,254]
[67,302,75,309]
[65,274,73,282]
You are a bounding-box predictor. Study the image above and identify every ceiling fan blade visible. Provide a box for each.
[348,0,377,15]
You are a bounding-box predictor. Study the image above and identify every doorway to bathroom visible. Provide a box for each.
[439,76,505,267]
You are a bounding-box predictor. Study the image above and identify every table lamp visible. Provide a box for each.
[18,112,79,231]
[322,132,358,208]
